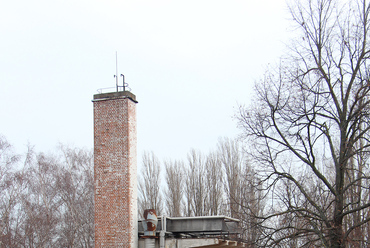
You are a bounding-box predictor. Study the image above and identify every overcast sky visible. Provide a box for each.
[0,0,291,162]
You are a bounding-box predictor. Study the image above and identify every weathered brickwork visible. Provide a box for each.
[93,92,138,248]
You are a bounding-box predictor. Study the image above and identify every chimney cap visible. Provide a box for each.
[92,91,138,103]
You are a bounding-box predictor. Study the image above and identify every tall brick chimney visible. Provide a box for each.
[93,91,138,248]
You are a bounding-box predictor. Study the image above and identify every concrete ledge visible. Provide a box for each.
[93,91,138,103]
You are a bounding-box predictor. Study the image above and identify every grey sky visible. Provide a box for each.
[0,0,290,161]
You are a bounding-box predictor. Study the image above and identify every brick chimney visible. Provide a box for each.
[93,91,138,248]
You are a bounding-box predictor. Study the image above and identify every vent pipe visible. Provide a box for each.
[142,209,157,248]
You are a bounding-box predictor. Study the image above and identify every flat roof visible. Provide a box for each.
[138,215,241,237]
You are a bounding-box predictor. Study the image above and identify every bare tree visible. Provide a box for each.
[56,145,94,248]
[21,153,61,247]
[218,138,244,219]
[0,136,94,248]
[138,151,163,217]
[184,149,208,216]
[164,149,227,217]
[164,159,184,217]
[217,138,264,245]
[0,136,22,248]
[237,0,370,247]
[205,151,225,216]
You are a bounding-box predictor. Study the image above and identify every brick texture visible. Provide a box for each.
[93,93,138,248]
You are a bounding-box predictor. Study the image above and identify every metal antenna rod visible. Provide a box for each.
[115,52,118,92]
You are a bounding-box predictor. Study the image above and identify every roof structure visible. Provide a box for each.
[138,216,247,248]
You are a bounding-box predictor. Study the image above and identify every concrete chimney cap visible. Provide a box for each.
[92,91,138,103]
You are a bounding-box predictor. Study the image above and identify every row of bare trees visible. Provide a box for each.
[138,138,264,245]
[0,136,94,248]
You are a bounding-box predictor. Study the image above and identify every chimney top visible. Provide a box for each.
[93,91,138,103]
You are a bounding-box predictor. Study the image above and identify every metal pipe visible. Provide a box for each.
[144,239,155,248]
[142,209,157,236]
[159,216,166,248]
[164,215,240,222]
[120,74,125,91]
[142,209,157,248]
